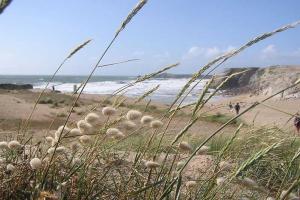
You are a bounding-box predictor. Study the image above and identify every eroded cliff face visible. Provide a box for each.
[211,65,300,97]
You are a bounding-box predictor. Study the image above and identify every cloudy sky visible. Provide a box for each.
[1,0,300,75]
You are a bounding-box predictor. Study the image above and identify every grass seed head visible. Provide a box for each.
[186,181,197,189]
[216,177,226,186]
[70,128,82,136]
[150,120,163,129]
[56,146,67,154]
[114,131,125,139]
[45,137,54,144]
[106,128,121,136]
[79,135,92,145]
[123,120,137,130]
[0,141,8,149]
[77,120,93,134]
[176,160,185,170]
[178,141,192,152]
[126,110,142,120]
[141,115,153,125]
[55,126,70,139]
[102,106,117,116]
[8,140,21,150]
[239,177,258,188]
[266,197,275,200]
[70,142,81,152]
[6,163,15,171]
[145,160,160,169]
[280,190,298,199]
[30,158,42,170]
[72,158,81,165]
[219,161,233,171]
[47,147,55,154]
[85,112,100,125]
[197,145,209,155]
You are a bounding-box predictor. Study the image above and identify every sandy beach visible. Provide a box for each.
[0,88,298,140]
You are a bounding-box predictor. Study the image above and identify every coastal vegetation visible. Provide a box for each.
[1,1,300,199]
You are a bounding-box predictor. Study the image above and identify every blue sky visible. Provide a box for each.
[0,0,300,75]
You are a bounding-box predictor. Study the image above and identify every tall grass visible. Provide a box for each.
[1,1,300,199]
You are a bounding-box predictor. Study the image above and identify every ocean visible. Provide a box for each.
[0,75,215,104]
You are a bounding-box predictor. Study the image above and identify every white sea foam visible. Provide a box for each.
[34,78,218,104]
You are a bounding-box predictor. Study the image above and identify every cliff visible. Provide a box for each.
[211,65,300,97]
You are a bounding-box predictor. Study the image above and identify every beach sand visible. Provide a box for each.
[0,89,298,139]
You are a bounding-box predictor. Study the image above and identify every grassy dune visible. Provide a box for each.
[1,1,300,199]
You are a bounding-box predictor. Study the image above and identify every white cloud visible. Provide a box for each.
[182,45,236,60]
[261,44,277,59]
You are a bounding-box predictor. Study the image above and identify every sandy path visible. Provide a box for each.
[204,94,300,131]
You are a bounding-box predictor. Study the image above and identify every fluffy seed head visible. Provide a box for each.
[266,197,275,200]
[0,158,5,164]
[47,147,55,154]
[141,115,153,124]
[176,161,185,170]
[114,131,125,139]
[8,140,21,150]
[79,135,92,145]
[51,138,58,147]
[219,161,232,171]
[239,177,258,188]
[197,145,209,155]
[30,158,42,170]
[72,158,81,165]
[70,128,82,136]
[186,181,197,189]
[216,177,226,186]
[106,128,121,136]
[123,120,137,130]
[56,146,67,154]
[0,141,8,149]
[70,142,81,152]
[55,126,71,139]
[45,137,54,144]
[150,120,163,129]
[178,141,192,152]
[145,160,160,169]
[280,190,298,199]
[6,164,15,171]
[85,113,100,125]
[47,146,66,154]
[126,110,142,120]
[77,120,93,134]
[102,106,117,116]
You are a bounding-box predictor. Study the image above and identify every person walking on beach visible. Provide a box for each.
[294,114,300,133]
[229,102,233,110]
[234,103,240,115]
